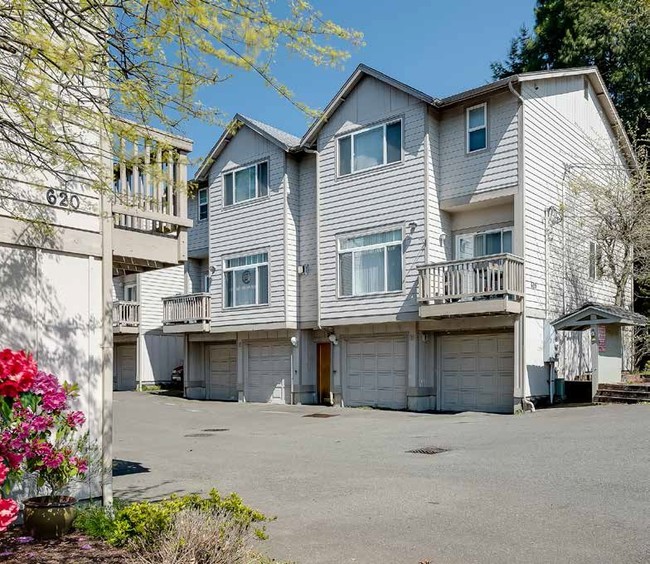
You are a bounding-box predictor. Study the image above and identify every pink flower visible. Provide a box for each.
[31,372,67,411]
[0,461,8,484]
[0,498,18,532]
[0,349,37,398]
[66,410,85,429]
[71,457,88,474]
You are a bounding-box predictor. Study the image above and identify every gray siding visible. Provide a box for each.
[317,76,428,323]
[286,155,300,325]
[208,126,287,329]
[298,153,318,325]
[439,91,519,201]
[188,193,209,257]
[139,265,185,331]
[186,257,209,293]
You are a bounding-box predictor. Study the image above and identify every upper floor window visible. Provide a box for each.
[223,161,268,206]
[198,188,208,221]
[339,229,402,296]
[124,284,137,302]
[466,103,487,153]
[338,120,402,176]
[456,227,512,259]
[224,252,269,308]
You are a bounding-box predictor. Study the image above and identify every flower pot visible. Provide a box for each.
[23,496,77,539]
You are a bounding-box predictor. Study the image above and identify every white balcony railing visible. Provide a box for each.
[162,293,211,325]
[112,301,140,328]
[418,253,524,304]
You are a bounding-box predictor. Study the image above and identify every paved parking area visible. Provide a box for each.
[113,392,650,563]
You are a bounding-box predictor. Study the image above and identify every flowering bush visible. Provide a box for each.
[0,348,89,531]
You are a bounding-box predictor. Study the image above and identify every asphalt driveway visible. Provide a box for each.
[113,392,650,564]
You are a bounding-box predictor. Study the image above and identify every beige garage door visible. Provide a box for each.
[115,345,137,391]
[344,336,408,410]
[208,344,237,401]
[246,342,291,403]
[440,333,514,413]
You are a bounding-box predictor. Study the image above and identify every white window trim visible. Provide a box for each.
[337,228,404,298]
[455,226,513,259]
[466,103,488,154]
[337,119,403,177]
[589,240,602,280]
[222,160,269,207]
[124,283,137,303]
[197,187,208,222]
[222,251,269,309]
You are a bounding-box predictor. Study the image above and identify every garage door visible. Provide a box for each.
[344,336,407,410]
[115,345,136,391]
[246,342,291,403]
[208,344,237,401]
[440,333,514,413]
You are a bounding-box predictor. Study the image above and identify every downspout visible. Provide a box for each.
[99,129,114,505]
[508,78,533,411]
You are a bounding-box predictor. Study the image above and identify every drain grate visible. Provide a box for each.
[303,413,339,418]
[202,428,230,432]
[407,446,448,455]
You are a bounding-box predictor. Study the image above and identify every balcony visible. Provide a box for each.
[112,120,193,276]
[113,301,140,333]
[162,293,211,333]
[418,253,524,318]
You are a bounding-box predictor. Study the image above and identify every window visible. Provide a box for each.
[338,229,402,296]
[456,228,512,259]
[203,274,211,292]
[198,188,208,221]
[338,120,402,176]
[466,103,487,152]
[223,161,268,206]
[589,241,603,279]
[224,252,269,307]
[124,284,137,302]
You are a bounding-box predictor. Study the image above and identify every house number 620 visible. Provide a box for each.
[46,188,80,210]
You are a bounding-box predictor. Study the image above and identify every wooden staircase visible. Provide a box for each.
[594,383,650,404]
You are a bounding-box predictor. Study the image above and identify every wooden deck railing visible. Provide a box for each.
[418,254,524,303]
[162,293,211,325]
[112,301,140,327]
[112,119,193,234]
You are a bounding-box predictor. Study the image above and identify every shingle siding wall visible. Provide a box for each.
[317,76,427,322]
[208,126,287,329]
[439,91,519,201]
[188,193,209,256]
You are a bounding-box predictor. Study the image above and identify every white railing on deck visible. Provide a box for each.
[112,301,140,327]
[418,253,524,303]
[112,120,192,233]
[162,293,211,325]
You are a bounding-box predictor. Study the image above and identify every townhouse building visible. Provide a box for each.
[161,64,633,414]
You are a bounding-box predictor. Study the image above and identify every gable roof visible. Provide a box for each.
[194,114,300,182]
[552,302,647,331]
[301,63,436,146]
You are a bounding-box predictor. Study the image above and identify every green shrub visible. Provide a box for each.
[75,489,270,548]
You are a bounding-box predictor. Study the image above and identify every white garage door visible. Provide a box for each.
[246,342,291,403]
[440,333,514,413]
[115,345,137,391]
[345,336,407,410]
[208,344,237,401]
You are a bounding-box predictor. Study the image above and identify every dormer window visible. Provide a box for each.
[223,161,269,206]
[338,120,402,176]
[466,103,487,153]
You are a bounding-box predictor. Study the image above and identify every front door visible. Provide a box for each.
[317,342,332,405]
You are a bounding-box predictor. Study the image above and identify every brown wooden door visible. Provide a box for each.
[317,342,332,405]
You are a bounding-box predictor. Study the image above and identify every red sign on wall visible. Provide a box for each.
[597,325,607,353]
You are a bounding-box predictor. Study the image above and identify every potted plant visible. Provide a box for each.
[0,349,89,538]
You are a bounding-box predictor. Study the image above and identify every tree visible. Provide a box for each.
[0,0,362,219]
[491,0,650,137]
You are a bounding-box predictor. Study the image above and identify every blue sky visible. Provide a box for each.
[183,0,536,171]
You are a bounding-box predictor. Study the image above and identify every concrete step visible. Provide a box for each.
[595,383,650,404]
[594,394,650,404]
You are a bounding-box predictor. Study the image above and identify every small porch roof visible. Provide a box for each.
[552,302,648,331]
